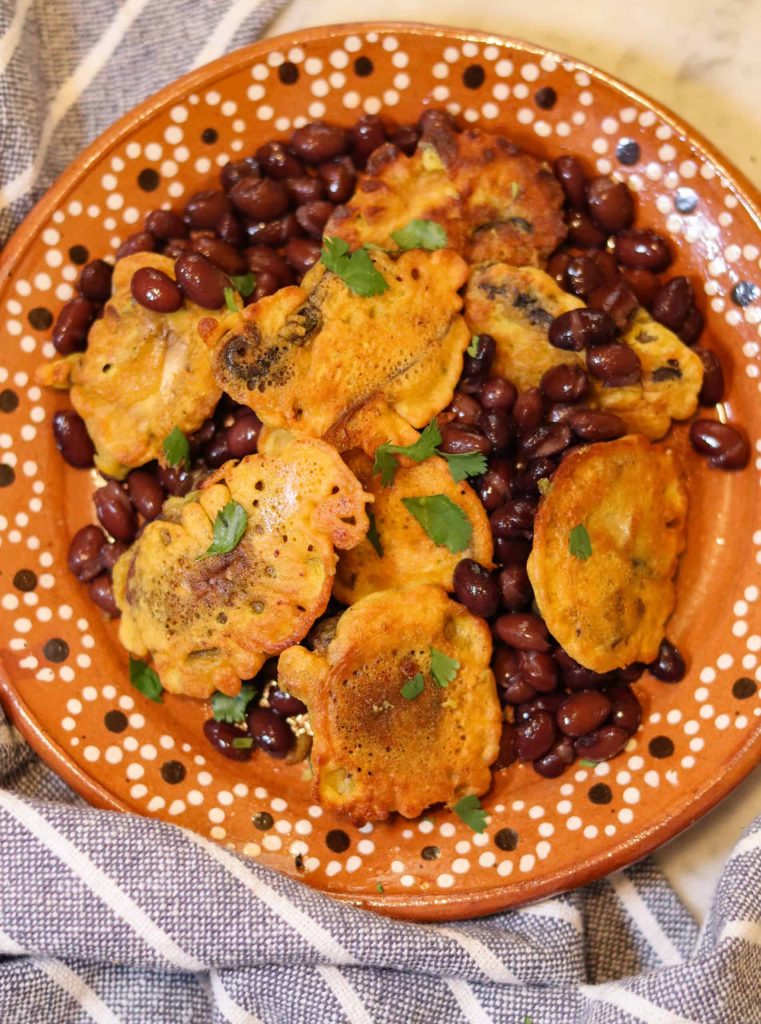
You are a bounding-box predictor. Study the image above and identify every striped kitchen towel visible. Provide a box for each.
[1,2,760,1022]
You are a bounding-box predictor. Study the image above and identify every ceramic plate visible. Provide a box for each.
[1,22,760,921]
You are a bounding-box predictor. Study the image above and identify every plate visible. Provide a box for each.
[0,22,760,921]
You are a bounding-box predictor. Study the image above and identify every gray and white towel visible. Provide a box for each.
[0,3,760,1022]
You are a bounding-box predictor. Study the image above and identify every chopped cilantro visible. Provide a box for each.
[467,335,480,357]
[211,685,258,724]
[128,656,163,703]
[223,286,240,312]
[400,673,425,700]
[232,736,254,749]
[321,236,389,297]
[201,501,248,558]
[569,523,592,561]
[373,420,442,486]
[579,759,598,768]
[366,507,383,557]
[162,426,190,470]
[430,647,459,688]
[390,218,448,251]
[376,882,385,894]
[452,794,487,834]
[229,272,255,297]
[401,495,472,554]
[444,451,487,483]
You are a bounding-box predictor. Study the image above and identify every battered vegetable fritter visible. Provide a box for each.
[465,263,703,439]
[37,253,223,478]
[326,123,565,267]
[278,585,501,822]
[113,431,370,699]
[209,249,470,451]
[333,450,493,603]
[527,435,688,672]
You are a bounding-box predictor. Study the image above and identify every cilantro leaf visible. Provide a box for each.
[373,420,442,486]
[523,1017,534,1024]
[390,218,448,251]
[321,236,389,297]
[232,736,254,749]
[162,426,190,470]
[467,335,480,357]
[430,647,459,688]
[452,794,487,834]
[401,495,472,554]
[223,286,240,312]
[401,672,425,700]
[128,656,163,703]
[444,451,487,483]
[201,501,248,558]
[569,523,592,561]
[376,882,385,894]
[366,507,383,557]
[211,685,258,724]
[229,272,255,297]
[578,759,598,768]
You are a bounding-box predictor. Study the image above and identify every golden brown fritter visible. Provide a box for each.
[527,435,688,672]
[326,124,565,267]
[208,249,470,452]
[465,263,704,439]
[37,253,223,478]
[278,585,501,822]
[112,431,370,699]
[334,450,493,604]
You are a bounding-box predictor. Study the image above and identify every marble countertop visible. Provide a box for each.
[266,0,761,921]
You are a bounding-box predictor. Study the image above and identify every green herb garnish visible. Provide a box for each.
[467,335,480,357]
[232,736,254,749]
[128,656,163,703]
[444,451,488,483]
[579,759,598,768]
[430,647,459,688]
[452,794,487,834]
[374,419,485,486]
[211,685,257,724]
[400,672,425,700]
[201,500,248,558]
[390,219,448,251]
[366,507,383,557]
[162,426,190,470]
[401,495,472,554]
[376,882,385,894]
[569,523,592,561]
[229,272,255,297]
[223,286,240,312]
[321,237,389,297]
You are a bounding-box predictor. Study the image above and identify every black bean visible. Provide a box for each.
[295,200,334,238]
[174,252,227,309]
[244,246,293,287]
[567,210,608,248]
[478,409,514,453]
[648,638,686,682]
[518,693,566,718]
[245,214,301,248]
[652,276,693,331]
[494,613,550,651]
[494,722,518,769]
[189,418,216,454]
[216,212,246,248]
[607,684,642,734]
[689,419,749,470]
[389,125,420,155]
[319,159,356,203]
[285,175,326,204]
[204,431,232,468]
[533,736,575,777]
[227,414,261,458]
[553,155,588,210]
[116,231,156,259]
[255,140,303,179]
[460,333,496,391]
[220,158,261,193]
[350,114,387,167]
[93,480,137,542]
[617,663,646,684]
[512,388,544,431]
[162,239,192,259]
[511,457,555,496]
[157,463,193,496]
[127,470,165,520]
[540,363,589,404]
[519,422,572,459]
[453,559,500,618]
[230,178,289,220]
[78,260,113,302]
[567,408,626,441]
[52,410,95,468]
[565,256,603,299]
[624,268,660,308]
[590,249,620,285]
[251,272,281,301]
[203,719,253,761]
[548,308,616,352]
[184,190,232,230]
[518,650,557,692]
[574,725,628,761]
[493,645,519,685]
[679,307,704,346]
[438,423,491,456]
[289,121,349,164]
[695,349,725,405]
[587,342,642,387]
[479,377,517,412]
[475,461,512,510]
[268,686,308,717]
[494,537,531,566]
[247,707,293,758]
[89,574,119,617]
[52,296,96,354]
[490,498,536,539]
[145,209,188,240]
[614,230,672,272]
[68,524,107,581]
[191,236,247,275]
[586,175,635,232]
[515,711,556,760]
[500,675,537,705]
[587,280,639,330]
[555,648,612,690]
[100,540,128,572]
[130,267,182,313]
[449,392,483,426]
[547,250,574,287]
[557,691,612,737]
[498,564,532,611]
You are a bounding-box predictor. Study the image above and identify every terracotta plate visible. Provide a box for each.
[1,23,760,921]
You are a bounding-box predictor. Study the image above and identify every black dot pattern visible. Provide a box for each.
[28,307,53,330]
[160,760,186,784]
[325,829,350,853]
[253,811,274,831]
[534,86,557,110]
[353,56,373,77]
[104,710,128,733]
[731,281,760,307]
[421,845,440,861]
[674,187,698,213]
[12,569,37,591]
[588,783,613,804]
[463,64,485,89]
[0,390,19,413]
[0,464,15,487]
[278,61,299,84]
[43,638,69,663]
[494,827,518,851]
[649,735,674,759]
[615,138,640,165]
[201,127,218,144]
[733,677,757,700]
[68,245,89,265]
[137,168,160,192]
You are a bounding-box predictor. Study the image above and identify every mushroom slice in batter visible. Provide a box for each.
[37,253,223,478]
[112,431,370,699]
[208,248,470,451]
[326,123,565,267]
[278,585,501,823]
[527,435,688,673]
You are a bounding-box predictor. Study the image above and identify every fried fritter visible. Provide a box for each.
[326,124,565,267]
[278,585,501,822]
[37,253,223,478]
[209,249,470,451]
[465,264,703,439]
[334,450,493,603]
[113,431,370,699]
[527,435,688,672]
